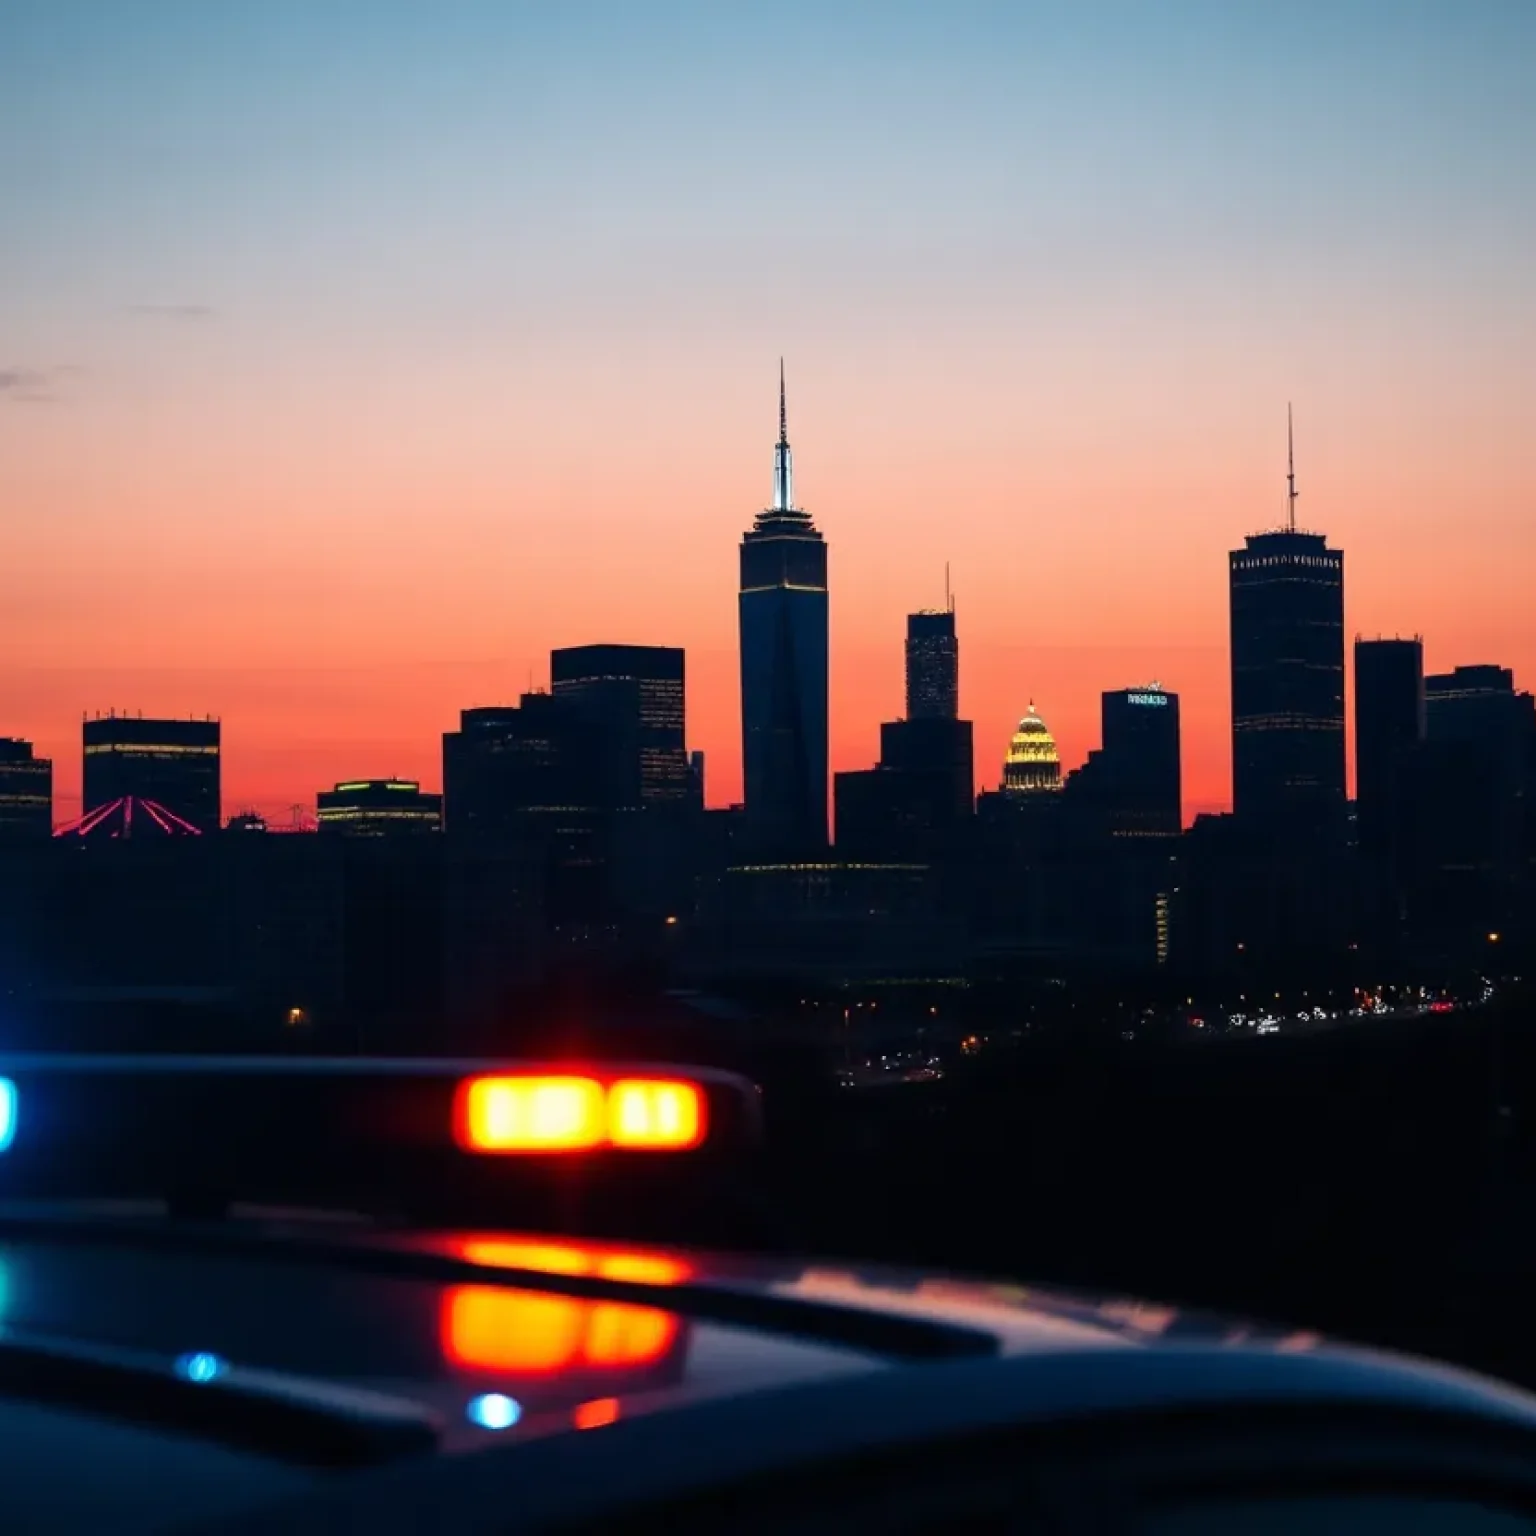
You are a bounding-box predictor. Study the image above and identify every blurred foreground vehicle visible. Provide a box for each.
[2,1056,1536,1532]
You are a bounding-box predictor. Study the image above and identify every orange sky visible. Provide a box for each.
[3,344,1531,825]
[3,3,1532,826]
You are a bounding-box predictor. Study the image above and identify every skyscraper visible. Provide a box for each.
[888,591,972,820]
[1098,685,1182,836]
[442,695,604,834]
[739,364,829,852]
[1229,411,1345,832]
[0,739,52,839]
[1354,637,1424,862]
[833,600,973,858]
[551,644,688,806]
[1422,663,1534,882]
[906,606,958,720]
[82,713,221,832]
[441,695,614,931]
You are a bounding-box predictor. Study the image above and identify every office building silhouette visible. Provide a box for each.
[0,739,52,839]
[1229,413,1345,832]
[82,712,221,833]
[551,644,688,807]
[738,364,829,852]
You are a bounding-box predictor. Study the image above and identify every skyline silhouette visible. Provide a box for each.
[4,374,1528,828]
[3,0,1532,821]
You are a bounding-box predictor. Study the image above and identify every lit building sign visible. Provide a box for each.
[1127,692,1168,707]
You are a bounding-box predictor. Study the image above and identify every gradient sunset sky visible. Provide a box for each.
[3,0,1532,823]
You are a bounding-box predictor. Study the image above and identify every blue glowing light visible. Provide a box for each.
[466,1393,522,1431]
[175,1351,227,1384]
[0,1078,16,1153]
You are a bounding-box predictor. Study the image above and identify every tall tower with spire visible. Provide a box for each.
[1228,405,1346,834]
[739,363,829,851]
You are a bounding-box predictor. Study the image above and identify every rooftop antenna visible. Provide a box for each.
[1286,401,1298,532]
[945,561,952,613]
[772,359,794,511]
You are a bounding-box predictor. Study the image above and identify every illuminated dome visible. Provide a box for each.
[1002,703,1062,794]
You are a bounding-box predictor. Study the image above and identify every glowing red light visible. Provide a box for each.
[440,1287,679,1374]
[455,1076,606,1152]
[573,1397,621,1430]
[452,1075,706,1154]
[455,1237,692,1285]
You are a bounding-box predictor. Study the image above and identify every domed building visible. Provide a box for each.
[1002,703,1063,795]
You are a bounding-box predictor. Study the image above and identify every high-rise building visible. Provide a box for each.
[82,713,221,832]
[1354,637,1424,861]
[442,695,604,835]
[1421,664,1534,884]
[316,779,442,836]
[890,596,971,815]
[1097,685,1182,836]
[1051,686,1182,971]
[1426,664,1531,745]
[441,694,615,932]
[834,715,974,859]
[0,738,52,839]
[880,718,974,816]
[550,644,688,807]
[906,608,958,720]
[1229,412,1345,832]
[831,760,963,861]
[739,364,829,852]
[833,603,974,859]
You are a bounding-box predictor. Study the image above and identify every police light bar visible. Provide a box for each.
[454,1074,706,1154]
[0,1057,761,1230]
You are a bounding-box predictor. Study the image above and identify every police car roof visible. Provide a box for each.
[6,1057,1536,1530]
[5,1206,1536,1534]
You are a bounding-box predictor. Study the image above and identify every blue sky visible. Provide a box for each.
[2,1,1532,816]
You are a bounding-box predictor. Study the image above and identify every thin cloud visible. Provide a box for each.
[0,366,74,403]
[128,303,215,320]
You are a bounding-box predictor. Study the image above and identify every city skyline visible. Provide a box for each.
[4,379,1531,828]
[3,1,1532,821]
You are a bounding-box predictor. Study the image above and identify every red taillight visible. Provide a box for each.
[453,1074,706,1154]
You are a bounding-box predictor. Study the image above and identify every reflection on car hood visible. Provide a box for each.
[0,1229,869,1453]
[388,1229,1320,1356]
[0,1215,1323,1457]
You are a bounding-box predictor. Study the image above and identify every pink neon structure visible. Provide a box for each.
[53,797,205,839]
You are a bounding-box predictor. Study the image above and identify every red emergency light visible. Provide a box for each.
[453,1074,707,1155]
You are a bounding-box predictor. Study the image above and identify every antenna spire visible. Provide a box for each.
[945,561,952,613]
[771,359,794,511]
[1286,401,1298,532]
